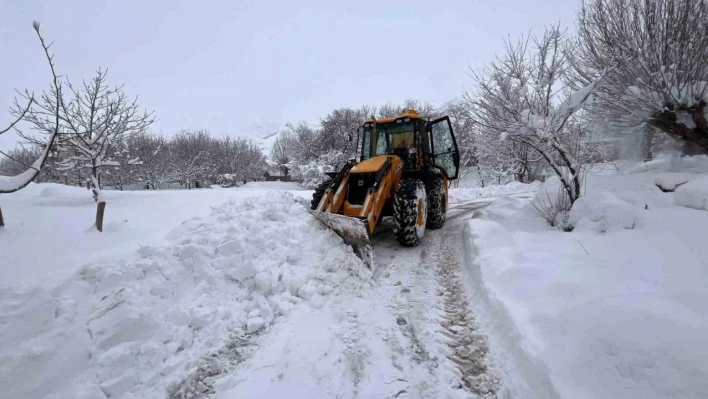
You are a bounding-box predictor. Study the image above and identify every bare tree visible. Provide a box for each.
[134,134,170,189]
[571,0,708,153]
[168,130,210,189]
[218,136,267,184]
[442,100,477,185]
[0,22,61,226]
[466,26,603,206]
[16,69,155,203]
[271,131,295,176]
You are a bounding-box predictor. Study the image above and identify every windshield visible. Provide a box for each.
[361,120,416,160]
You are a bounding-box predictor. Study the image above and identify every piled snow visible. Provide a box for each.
[449,180,540,204]
[655,172,692,192]
[674,175,708,211]
[463,158,708,399]
[239,181,303,191]
[1,187,365,398]
[0,182,312,286]
[568,192,641,232]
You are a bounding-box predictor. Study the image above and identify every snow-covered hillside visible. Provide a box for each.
[464,155,708,399]
[254,131,280,155]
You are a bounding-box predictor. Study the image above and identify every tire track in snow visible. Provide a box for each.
[170,200,498,399]
[430,204,500,397]
[168,331,261,399]
[373,201,500,398]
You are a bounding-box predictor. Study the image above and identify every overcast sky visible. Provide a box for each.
[0,0,577,151]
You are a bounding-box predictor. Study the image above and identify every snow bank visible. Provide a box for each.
[449,181,540,204]
[0,192,365,399]
[674,175,708,211]
[568,192,642,232]
[0,182,312,286]
[463,169,708,399]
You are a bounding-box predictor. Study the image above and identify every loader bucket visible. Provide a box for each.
[309,210,374,269]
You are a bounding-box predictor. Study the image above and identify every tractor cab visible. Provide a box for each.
[358,109,460,180]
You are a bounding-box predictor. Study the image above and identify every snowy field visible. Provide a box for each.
[1,182,352,398]
[450,181,542,204]
[3,162,708,399]
[464,155,708,399]
[0,179,504,399]
[0,181,307,286]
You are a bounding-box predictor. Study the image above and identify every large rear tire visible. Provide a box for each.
[426,177,447,229]
[310,179,332,210]
[393,178,427,246]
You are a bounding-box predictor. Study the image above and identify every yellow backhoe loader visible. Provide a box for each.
[310,108,460,268]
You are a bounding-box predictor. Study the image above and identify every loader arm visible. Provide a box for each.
[310,156,403,269]
[315,161,354,213]
[349,156,400,234]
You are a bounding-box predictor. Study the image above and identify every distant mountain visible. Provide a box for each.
[231,121,282,157]
[254,131,280,156]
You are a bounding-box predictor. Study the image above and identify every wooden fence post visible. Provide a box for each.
[96,201,106,232]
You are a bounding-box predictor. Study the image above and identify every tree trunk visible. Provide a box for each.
[91,165,100,201]
[95,201,106,232]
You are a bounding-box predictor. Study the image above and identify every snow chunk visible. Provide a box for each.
[99,370,139,398]
[246,317,266,333]
[226,260,257,282]
[569,192,641,232]
[674,175,708,211]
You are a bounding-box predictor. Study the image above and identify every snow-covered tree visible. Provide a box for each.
[270,131,295,176]
[102,138,144,190]
[571,0,708,154]
[168,130,210,189]
[125,133,170,189]
[16,69,155,201]
[467,26,603,205]
[217,136,267,184]
[1,21,62,226]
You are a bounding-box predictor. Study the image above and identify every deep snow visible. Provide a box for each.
[0,186,369,398]
[464,155,708,399]
[5,159,706,399]
[450,181,541,204]
[1,181,501,399]
[0,182,310,286]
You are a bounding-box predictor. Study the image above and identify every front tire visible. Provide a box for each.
[393,178,427,246]
[426,177,447,229]
[310,179,332,210]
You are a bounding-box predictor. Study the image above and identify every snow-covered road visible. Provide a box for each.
[1,183,508,399]
[209,200,501,399]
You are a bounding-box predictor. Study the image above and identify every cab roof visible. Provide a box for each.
[363,108,425,125]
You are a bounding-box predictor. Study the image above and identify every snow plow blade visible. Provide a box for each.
[309,210,374,269]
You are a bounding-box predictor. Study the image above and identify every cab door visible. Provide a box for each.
[426,116,460,180]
